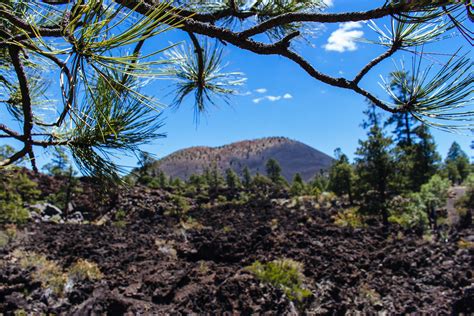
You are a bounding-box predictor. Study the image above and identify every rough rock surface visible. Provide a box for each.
[1,186,473,314]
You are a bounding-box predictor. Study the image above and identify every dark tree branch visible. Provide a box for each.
[353,43,401,85]
[27,148,38,172]
[187,31,205,89]
[115,0,402,114]
[0,7,62,37]
[239,6,399,38]
[0,147,28,167]
[0,123,22,141]
[8,45,36,169]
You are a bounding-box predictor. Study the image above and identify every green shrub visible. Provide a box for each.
[0,200,30,224]
[165,195,191,221]
[458,239,474,249]
[333,207,365,228]
[68,259,103,281]
[246,258,311,303]
[14,250,67,296]
[13,250,103,296]
[420,175,450,211]
[0,230,9,248]
[0,171,40,224]
[112,209,127,227]
[388,194,428,229]
[216,195,227,203]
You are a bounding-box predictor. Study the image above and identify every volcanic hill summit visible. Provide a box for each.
[153,137,333,181]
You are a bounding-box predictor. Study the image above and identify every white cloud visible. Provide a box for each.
[324,22,364,53]
[253,93,292,104]
[266,95,281,102]
[255,88,267,94]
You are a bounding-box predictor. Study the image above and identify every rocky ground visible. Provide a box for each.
[1,184,473,314]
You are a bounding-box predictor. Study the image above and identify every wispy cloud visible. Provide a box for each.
[252,93,293,104]
[324,22,364,53]
[255,88,267,94]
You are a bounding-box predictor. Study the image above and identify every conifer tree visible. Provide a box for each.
[385,71,441,192]
[266,158,284,185]
[225,168,241,192]
[445,142,470,184]
[242,166,252,189]
[290,173,305,197]
[355,105,394,227]
[385,71,419,147]
[328,148,355,204]
[410,125,440,189]
[208,163,224,197]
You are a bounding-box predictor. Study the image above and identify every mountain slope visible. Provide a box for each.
[153,137,333,181]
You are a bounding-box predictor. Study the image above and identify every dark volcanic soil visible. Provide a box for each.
[1,187,473,314]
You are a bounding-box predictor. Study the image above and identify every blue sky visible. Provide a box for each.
[2,0,472,171]
[138,0,472,165]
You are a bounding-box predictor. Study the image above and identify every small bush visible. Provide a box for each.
[216,195,227,203]
[0,230,9,248]
[0,225,17,248]
[68,259,103,281]
[318,191,337,207]
[333,207,365,228]
[0,171,40,224]
[388,194,428,229]
[246,258,311,303]
[458,239,474,249]
[113,209,127,227]
[14,250,67,296]
[13,251,103,296]
[0,200,30,224]
[180,217,203,230]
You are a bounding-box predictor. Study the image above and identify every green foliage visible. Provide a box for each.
[328,149,355,203]
[333,207,365,228]
[164,40,245,114]
[355,106,394,224]
[265,158,286,185]
[454,173,474,227]
[445,142,470,184]
[290,173,305,197]
[68,259,103,282]
[0,171,40,224]
[462,173,474,209]
[250,173,273,197]
[165,195,191,221]
[246,259,311,303]
[420,174,450,212]
[206,164,225,196]
[225,168,241,192]
[310,173,329,193]
[14,250,67,296]
[112,209,127,227]
[409,125,440,190]
[14,250,102,296]
[242,166,252,189]
[388,194,429,229]
[42,148,71,177]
